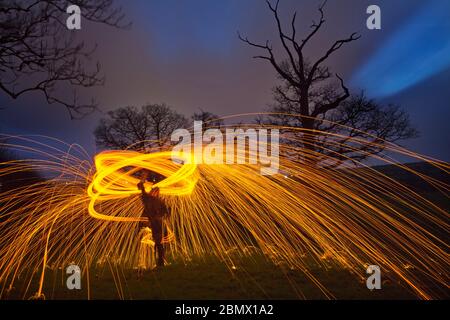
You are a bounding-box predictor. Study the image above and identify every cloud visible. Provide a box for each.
[351,0,450,98]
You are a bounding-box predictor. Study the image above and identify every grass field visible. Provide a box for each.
[4,254,420,300]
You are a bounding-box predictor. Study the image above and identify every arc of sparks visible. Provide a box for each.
[87,150,198,222]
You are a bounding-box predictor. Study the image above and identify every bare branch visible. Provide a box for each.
[308,32,360,84]
[0,0,129,117]
[312,74,349,117]
[238,31,300,87]
[299,0,327,51]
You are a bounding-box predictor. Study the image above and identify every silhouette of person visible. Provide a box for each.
[137,171,169,268]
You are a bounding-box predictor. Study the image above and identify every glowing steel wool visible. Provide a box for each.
[87,150,197,222]
[0,120,448,300]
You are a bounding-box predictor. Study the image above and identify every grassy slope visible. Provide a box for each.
[5,255,418,300]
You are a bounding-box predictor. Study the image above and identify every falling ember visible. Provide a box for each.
[0,119,448,300]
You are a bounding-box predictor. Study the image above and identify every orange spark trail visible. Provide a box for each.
[0,121,448,299]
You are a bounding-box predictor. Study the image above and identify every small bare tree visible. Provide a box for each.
[240,1,417,166]
[0,0,128,118]
[94,104,188,151]
[192,109,224,131]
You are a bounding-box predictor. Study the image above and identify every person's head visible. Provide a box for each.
[140,170,150,182]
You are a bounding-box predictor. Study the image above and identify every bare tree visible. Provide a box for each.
[192,108,224,131]
[94,104,188,151]
[240,0,417,166]
[0,0,128,118]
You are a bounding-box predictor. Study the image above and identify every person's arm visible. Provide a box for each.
[137,180,146,195]
[138,171,149,194]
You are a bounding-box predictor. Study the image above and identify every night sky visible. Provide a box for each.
[1,0,449,160]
